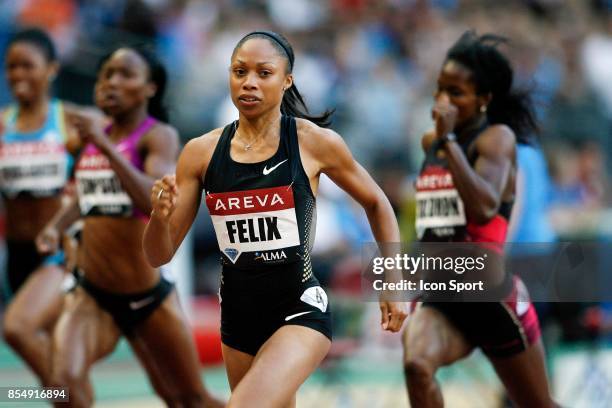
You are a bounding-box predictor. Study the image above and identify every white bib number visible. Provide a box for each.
[415,189,466,238]
[76,169,133,216]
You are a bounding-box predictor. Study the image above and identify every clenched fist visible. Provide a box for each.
[431,93,458,139]
[36,225,60,255]
[151,174,178,221]
[66,111,110,152]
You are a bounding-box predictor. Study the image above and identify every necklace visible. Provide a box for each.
[234,122,260,151]
[237,132,256,151]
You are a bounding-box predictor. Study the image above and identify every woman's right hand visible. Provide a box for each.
[151,174,179,222]
[36,226,60,255]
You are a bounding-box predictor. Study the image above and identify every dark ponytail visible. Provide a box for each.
[280,82,334,127]
[98,45,169,123]
[446,31,538,144]
[233,31,334,128]
[487,88,537,144]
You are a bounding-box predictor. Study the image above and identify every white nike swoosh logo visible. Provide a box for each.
[129,296,156,310]
[262,159,288,175]
[284,311,314,321]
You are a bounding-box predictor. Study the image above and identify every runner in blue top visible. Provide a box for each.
[1,27,80,387]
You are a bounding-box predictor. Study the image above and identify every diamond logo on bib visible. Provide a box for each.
[224,248,240,263]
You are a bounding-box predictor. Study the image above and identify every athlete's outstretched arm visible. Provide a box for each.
[143,130,221,267]
[315,130,400,245]
[302,123,408,332]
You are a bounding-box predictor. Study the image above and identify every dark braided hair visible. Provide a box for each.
[446,31,538,144]
[233,31,334,128]
[7,27,57,62]
[98,46,169,122]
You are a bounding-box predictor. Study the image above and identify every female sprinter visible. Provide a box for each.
[143,31,408,407]
[403,31,557,408]
[38,46,223,407]
[1,27,79,386]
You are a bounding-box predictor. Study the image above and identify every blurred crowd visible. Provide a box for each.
[1,0,612,334]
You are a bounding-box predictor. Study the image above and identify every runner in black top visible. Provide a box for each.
[203,115,335,359]
[143,31,407,407]
[402,31,557,408]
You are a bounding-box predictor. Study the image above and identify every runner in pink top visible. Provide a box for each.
[38,46,224,407]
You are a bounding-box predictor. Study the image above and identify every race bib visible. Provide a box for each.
[0,140,67,197]
[415,167,466,239]
[415,189,466,229]
[76,167,133,217]
[207,185,301,264]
